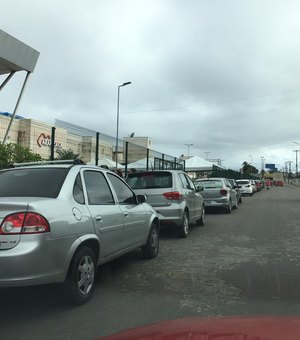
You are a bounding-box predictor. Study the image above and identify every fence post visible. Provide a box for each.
[124,142,129,177]
[146,148,150,171]
[50,127,55,160]
[95,132,100,165]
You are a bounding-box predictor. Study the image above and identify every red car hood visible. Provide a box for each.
[101,316,300,339]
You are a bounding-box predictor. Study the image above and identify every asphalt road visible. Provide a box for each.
[1,184,300,339]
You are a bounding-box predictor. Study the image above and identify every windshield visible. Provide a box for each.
[0,168,69,198]
[195,180,223,188]
[236,180,250,185]
[127,172,172,189]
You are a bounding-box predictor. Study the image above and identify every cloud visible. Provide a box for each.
[1,0,300,171]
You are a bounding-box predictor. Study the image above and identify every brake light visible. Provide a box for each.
[0,212,50,235]
[220,189,228,196]
[163,191,182,200]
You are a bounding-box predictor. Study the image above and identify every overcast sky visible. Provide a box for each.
[1,0,300,170]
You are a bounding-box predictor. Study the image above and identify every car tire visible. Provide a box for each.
[178,211,189,238]
[64,246,97,305]
[142,222,159,259]
[196,206,205,226]
[225,200,232,214]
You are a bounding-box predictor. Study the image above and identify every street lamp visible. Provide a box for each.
[204,151,210,160]
[293,142,300,177]
[116,81,131,169]
[184,143,193,157]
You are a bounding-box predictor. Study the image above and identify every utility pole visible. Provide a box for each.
[293,150,300,177]
[260,156,265,177]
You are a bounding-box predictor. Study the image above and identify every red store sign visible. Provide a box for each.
[37,133,62,149]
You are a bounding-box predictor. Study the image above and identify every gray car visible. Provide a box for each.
[194,177,238,213]
[126,170,205,238]
[0,163,159,305]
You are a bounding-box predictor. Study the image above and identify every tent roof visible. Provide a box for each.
[185,156,224,171]
[0,29,39,75]
[87,158,124,169]
[126,157,155,170]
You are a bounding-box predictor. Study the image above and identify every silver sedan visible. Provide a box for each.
[0,163,159,305]
[194,177,238,213]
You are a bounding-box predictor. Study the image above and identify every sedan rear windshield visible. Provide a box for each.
[0,168,70,198]
[127,172,172,189]
[236,180,250,185]
[195,180,223,189]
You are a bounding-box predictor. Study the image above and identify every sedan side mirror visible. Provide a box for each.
[137,194,147,204]
[196,186,204,192]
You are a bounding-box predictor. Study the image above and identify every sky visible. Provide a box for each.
[1,0,300,171]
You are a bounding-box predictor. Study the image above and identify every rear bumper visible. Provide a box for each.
[0,234,75,287]
[203,198,230,209]
[154,205,183,227]
[240,188,253,195]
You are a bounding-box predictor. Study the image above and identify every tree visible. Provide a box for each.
[56,148,80,160]
[242,161,258,175]
[0,143,43,169]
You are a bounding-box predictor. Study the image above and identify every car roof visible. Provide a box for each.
[0,164,113,172]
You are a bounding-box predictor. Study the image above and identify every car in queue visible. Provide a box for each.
[194,178,238,214]
[0,161,159,305]
[235,179,254,196]
[227,179,243,204]
[126,170,205,238]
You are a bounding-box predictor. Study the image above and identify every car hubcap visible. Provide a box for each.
[77,255,95,295]
[183,215,189,234]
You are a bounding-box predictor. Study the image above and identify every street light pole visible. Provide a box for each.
[293,142,300,178]
[204,151,210,160]
[116,81,131,169]
[184,143,193,157]
[293,150,300,177]
[260,156,265,173]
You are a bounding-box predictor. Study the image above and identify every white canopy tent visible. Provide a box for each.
[184,156,225,171]
[87,158,124,169]
[126,157,156,170]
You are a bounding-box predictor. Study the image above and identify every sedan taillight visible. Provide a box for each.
[163,191,182,200]
[0,212,50,235]
[220,189,228,196]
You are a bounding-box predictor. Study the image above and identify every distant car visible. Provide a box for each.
[0,162,159,305]
[227,179,242,204]
[126,170,205,238]
[235,179,253,196]
[194,178,238,213]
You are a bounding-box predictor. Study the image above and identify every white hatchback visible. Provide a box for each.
[236,179,254,196]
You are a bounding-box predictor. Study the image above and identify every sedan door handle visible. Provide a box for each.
[96,216,102,222]
[123,212,129,217]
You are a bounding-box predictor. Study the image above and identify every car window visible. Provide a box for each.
[83,170,114,205]
[108,173,136,204]
[127,172,172,189]
[196,180,223,189]
[236,180,250,185]
[179,173,194,190]
[73,174,85,204]
[0,168,69,198]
